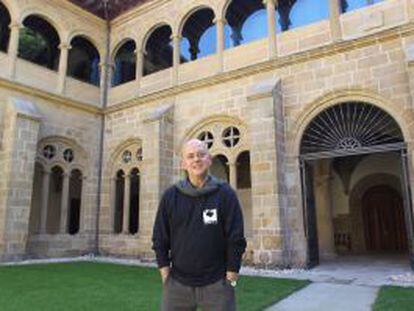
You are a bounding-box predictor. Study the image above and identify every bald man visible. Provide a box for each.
[152,139,246,311]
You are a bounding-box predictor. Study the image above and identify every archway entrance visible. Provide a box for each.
[299,102,414,269]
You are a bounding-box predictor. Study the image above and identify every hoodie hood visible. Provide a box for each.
[175,175,225,197]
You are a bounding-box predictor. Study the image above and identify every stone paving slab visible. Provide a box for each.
[266,283,379,311]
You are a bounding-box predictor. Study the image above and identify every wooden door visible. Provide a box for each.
[362,185,407,252]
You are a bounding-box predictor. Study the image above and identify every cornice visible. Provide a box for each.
[0,78,102,115]
[105,22,414,114]
[111,0,171,27]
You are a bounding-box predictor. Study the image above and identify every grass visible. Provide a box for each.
[373,285,414,311]
[0,262,309,311]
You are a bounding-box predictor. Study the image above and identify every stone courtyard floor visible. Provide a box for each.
[256,255,414,311]
[3,254,414,310]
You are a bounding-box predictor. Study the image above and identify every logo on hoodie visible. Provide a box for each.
[203,208,218,225]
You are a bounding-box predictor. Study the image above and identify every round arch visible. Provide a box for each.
[291,89,412,157]
[67,32,103,59]
[140,22,172,53]
[175,4,218,36]
[179,114,247,155]
[111,37,137,62]
[19,10,64,42]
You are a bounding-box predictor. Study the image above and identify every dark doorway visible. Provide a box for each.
[362,185,408,253]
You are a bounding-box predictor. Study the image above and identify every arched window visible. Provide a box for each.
[67,36,100,86]
[236,151,251,189]
[47,166,64,234]
[211,154,229,182]
[225,0,267,48]
[112,40,136,86]
[114,169,125,233]
[341,0,383,13]
[0,2,11,52]
[236,151,252,237]
[143,25,173,76]
[277,0,329,32]
[68,169,82,235]
[18,15,60,70]
[181,8,216,62]
[29,162,44,234]
[129,168,140,234]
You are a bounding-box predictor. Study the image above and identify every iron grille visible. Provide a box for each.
[300,102,404,155]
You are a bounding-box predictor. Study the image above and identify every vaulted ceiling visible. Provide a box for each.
[68,0,148,20]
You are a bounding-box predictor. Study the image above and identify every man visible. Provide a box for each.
[152,139,246,311]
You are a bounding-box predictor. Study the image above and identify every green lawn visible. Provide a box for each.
[0,262,309,311]
[373,285,414,311]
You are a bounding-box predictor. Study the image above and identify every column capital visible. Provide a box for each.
[134,48,144,55]
[59,43,72,50]
[99,61,115,70]
[42,168,52,175]
[263,0,277,6]
[170,34,182,41]
[9,21,23,30]
[62,172,71,178]
[213,17,227,25]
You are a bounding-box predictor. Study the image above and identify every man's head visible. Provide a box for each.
[181,139,212,180]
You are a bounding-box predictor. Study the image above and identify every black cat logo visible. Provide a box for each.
[203,209,218,225]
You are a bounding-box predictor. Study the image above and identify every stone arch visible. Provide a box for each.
[108,137,144,177]
[108,139,143,235]
[141,22,172,53]
[290,88,411,157]
[67,31,104,59]
[181,115,246,153]
[19,9,65,43]
[175,3,218,37]
[0,0,19,21]
[111,37,136,62]
[36,136,89,176]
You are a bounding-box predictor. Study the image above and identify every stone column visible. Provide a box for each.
[8,21,22,79]
[229,161,237,189]
[110,177,117,232]
[172,35,181,85]
[314,160,336,259]
[135,49,144,89]
[122,174,131,234]
[57,43,71,94]
[215,18,226,72]
[40,168,51,234]
[329,0,342,42]
[100,62,114,89]
[59,172,70,234]
[264,0,277,58]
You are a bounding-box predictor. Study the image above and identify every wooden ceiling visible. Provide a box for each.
[68,0,149,20]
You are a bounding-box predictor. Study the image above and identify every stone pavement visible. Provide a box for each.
[257,255,414,311]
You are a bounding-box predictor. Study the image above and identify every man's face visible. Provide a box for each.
[181,140,212,179]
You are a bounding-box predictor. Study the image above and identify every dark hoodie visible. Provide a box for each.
[152,175,247,287]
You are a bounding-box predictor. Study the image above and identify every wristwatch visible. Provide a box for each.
[229,280,237,287]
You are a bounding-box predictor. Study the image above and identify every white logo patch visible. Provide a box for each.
[203,209,218,225]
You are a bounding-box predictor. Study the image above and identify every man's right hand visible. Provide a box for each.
[160,266,170,284]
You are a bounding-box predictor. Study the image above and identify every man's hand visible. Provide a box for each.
[226,271,239,282]
[160,267,170,284]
